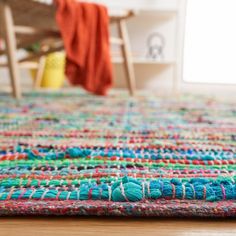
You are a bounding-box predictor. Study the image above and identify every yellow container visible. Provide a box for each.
[31,52,66,89]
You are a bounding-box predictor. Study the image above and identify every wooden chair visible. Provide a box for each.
[0,0,136,99]
[110,10,136,96]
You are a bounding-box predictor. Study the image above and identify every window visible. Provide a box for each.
[184,0,236,84]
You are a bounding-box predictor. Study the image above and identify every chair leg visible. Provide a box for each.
[117,19,136,96]
[1,2,21,99]
[34,56,46,89]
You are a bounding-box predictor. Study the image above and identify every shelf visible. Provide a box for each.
[135,9,178,20]
[112,57,175,65]
[108,7,178,17]
[140,8,178,15]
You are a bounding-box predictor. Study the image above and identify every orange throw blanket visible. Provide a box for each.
[55,0,113,95]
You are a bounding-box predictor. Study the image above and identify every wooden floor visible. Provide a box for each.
[0,217,235,236]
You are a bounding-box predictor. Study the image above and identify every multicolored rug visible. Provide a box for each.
[0,91,235,217]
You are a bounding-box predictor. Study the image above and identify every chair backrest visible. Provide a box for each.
[2,0,57,29]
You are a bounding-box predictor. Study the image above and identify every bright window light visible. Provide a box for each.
[184,0,236,84]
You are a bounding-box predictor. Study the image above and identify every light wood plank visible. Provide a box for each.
[0,217,235,236]
[0,2,21,99]
[33,56,46,89]
[117,19,136,96]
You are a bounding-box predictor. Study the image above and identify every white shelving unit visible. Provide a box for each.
[112,57,175,65]
[100,0,187,93]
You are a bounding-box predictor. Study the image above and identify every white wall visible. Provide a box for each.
[184,0,236,85]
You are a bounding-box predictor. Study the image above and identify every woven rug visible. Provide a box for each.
[0,91,235,217]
